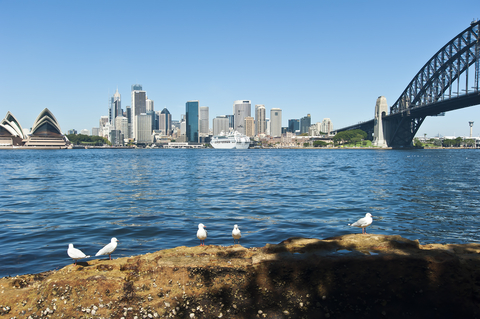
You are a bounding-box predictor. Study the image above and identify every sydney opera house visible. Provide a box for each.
[0,108,68,149]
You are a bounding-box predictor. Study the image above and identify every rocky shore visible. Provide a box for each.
[2,234,480,318]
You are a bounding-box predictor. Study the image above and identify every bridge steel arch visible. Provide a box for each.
[384,20,480,148]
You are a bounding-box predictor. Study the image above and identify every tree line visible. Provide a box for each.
[66,134,110,146]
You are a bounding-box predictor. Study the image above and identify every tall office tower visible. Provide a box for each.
[186,101,199,143]
[255,104,266,136]
[320,118,333,135]
[245,116,255,137]
[146,99,154,112]
[115,116,128,138]
[99,116,109,129]
[146,110,155,132]
[213,116,229,136]
[126,106,132,139]
[270,108,282,137]
[233,100,251,134]
[226,115,234,130]
[109,89,122,127]
[288,119,300,133]
[266,119,271,136]
[131,84,142,91]
[159,108,172,135]
[136,113,153,144]
[300,114,311,134]
[199,106,209,134]
[131,87,147,141]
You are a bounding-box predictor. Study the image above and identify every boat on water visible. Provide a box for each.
[210,131,250,149]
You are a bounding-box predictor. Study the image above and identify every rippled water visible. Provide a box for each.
[1,148,479,277]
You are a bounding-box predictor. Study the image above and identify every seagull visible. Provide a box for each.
[232,225,241,244]
[197,223,207,246]
[67,243,90,265]
[95,237,119,260]
[348,213,374,234]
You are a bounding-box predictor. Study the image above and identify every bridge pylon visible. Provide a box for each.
[373,96,388,148]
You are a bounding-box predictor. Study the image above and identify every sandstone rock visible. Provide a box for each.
[1,234,480,318]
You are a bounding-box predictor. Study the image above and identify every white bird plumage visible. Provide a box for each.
[197,223,207,246]
[232,225,241,245]
[67,243,90,265]
[348,213,374,234]
[95,237,119,260]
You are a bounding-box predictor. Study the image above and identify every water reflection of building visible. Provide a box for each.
[0,108,68,148]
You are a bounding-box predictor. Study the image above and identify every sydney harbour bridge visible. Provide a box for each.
[335,20,480,148]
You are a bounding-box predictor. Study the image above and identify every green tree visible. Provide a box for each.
[333,129,367,146]
[313,140,327,147]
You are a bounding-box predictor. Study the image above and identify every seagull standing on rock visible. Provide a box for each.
[232,225,241,245]
[67,244,90,265]
[197,223,207,246]
[348,213,374,234]
[95,237,119,260]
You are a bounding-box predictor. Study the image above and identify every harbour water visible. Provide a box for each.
[1,148,479,277]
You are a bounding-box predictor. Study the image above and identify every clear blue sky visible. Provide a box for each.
[1,0,479,137]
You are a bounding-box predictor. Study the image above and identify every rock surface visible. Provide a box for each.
[2,234,480,318]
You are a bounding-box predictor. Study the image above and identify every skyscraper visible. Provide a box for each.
[109,89,121,127]
[159,108,172,135]
[270,108,282,137]
[320,118,333,135]
[245,116,255,137]
[199,106,209,134]
[186,101,199,143]
[213,116,229,136]
[255,104,266,136]
[136,113,153,144]
[300,114,311,134]
[233,100,251,135]
[131,86,146,141]
[288,119,300,133]
[146,99,154,112]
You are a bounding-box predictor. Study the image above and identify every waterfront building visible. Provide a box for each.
[266,118,270,136]
[255,105,266,136]
[115,116,128,138]
[0,111,25,146]
[233,100,251,135]
[68,129,77,135]
[270,108,282,137]
[186,101,199,143]
[213,116,229,136]
[320,118,333,135]
[199,106,209,134]
[131,87,147,141]
[110,130,124,146]
[99,116,109,130]
[24,108,68,148]
[245,116,255,137]
[109,89,122,128]
[136,113,153,144]
[80,129,89,135]
[300,114,311,135]
[126,106,132,139]
[226,115,234,130]
[159,108,172,136]
[91,127,100,136]
[288,119,300,134]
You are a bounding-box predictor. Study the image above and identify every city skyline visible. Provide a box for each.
[1,1,479,138]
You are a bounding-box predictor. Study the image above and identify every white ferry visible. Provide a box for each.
[210,131,250,149]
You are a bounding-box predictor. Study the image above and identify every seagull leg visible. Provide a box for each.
[109,254,112,260]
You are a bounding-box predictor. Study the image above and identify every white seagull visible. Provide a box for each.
[67,243,90,265]
[232,225,241,245]
[197,223,207,246]
[348,213,374,234]
[95,237,119,260]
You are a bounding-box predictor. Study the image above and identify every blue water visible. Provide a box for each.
[1,148,479,277]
